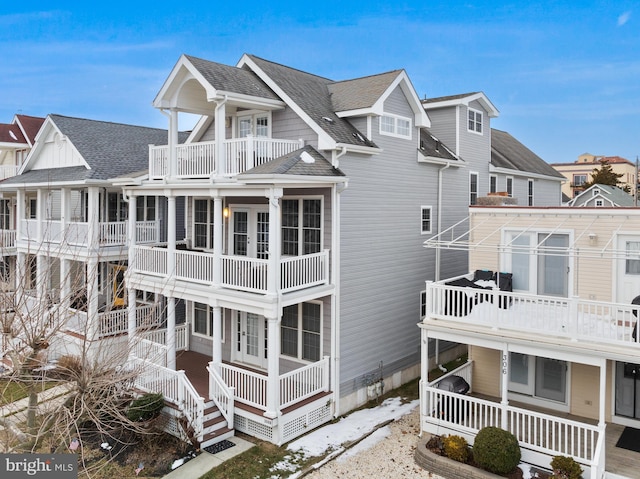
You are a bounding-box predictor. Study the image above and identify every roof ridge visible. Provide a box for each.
[49,114,169,133]
[246,54,334,82]
[332,69,404,85]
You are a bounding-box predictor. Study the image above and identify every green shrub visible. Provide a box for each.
[127,393,164,422]
[550,455,583,479]
[473,426,521,475]
[443,434,469,463]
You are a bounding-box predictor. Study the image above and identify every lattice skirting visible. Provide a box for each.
[234,415,274,442]
[281,403,332,444]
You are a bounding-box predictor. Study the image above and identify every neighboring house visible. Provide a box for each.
[552,153,637,200]
[0,115,178,360]
[568,183,636,207]
[420,206,640,479]
[422,93,564,208]
[0,114,45,181]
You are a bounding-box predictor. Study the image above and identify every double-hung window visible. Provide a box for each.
[528,179,534,206]
[282,198,322,255]
[420,206,432,234]
[136,196,156,221]
[0,199,10,230]
[194,199,215,249]
[281,302,322,361]
[468,108,483,133]
[380,114,412,139]
[470,172,479,205]
[506,177,514,197]
[193,302,224,340]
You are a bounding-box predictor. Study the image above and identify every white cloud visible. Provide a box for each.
[618,11,631,26]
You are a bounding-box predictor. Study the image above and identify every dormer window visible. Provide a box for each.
[593,189,600,196]
[380,114,412,139]
[468,108,483,134]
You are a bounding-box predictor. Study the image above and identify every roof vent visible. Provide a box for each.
[322,116,335,124]
[300,151,315,164]
[352,132,365,142]
[435,140,440,152]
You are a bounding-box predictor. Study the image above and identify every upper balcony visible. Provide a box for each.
[18,220,159,248]
[132,245,330,296]
[424,273,640,353]
[149,137,304,180]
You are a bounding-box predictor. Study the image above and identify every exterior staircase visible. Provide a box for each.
[199,399,234,449]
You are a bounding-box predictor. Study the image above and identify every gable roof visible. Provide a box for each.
[490,128,564,180]
[0,114,44,147]
[2,115,179,185]
[422,92,499,118]
[15,115,45,145]
[240,145,345,178]
[567,184,635,207]
[0,123,26,145]
[328,70,404,113]
[240,54,378,151]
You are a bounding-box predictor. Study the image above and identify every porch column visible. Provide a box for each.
[267,191,282,296]
[168,109,178,178]
[87,187,99,249]
[60,187,70,245]
[265,315,280,419]
[212,306,222,370]
[36,255,47,302]
[36,188,44,242]
[213,197,222,287]
[420,326,429,421]
[500,345,509,428]
[167,196,176,275]
[598,358,606,428]
[60,258,70,311]
[15,252,25,300]
[214,99,226,176]
[86,258,99,341]
[127,193,138,349]
[166,297,176,370]
[16,189,24,241]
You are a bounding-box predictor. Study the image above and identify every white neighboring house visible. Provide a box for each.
[420,205,640,479]
[567,183,635,208]
[0,115,44,181]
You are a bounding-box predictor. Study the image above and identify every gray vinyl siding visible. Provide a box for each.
[458,100,491,197]
[423,108,458,154]
[272,107,317,147]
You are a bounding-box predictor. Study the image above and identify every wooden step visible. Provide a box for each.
[200,426,234,450]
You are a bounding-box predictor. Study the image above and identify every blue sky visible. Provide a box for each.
[1,1,638,164]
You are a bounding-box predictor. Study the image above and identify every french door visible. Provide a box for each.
[235,311,267,369]
[230,207,269,259]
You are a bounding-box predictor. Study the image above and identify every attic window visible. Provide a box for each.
[468,108,483,134]
[593,189,600,196]
[380,113,412,140]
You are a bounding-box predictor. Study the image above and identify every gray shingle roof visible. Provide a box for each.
[246,55,377,149]
[491,128,564,178]
[418,129,460,162]
[2,115,182,185]
[185,55,280,101]
[240,145,345,177]
[422,92,480,104]
[328,70,403,112]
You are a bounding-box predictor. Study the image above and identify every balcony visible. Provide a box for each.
[0,230,16,250]
[19,220,159,247]
[149,137,304,179]
[64,302,163,338]
[132,245,330,295]
[0,165,19,181]
[425,274,640,350]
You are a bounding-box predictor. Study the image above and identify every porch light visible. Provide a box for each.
[223,207,229,218]
[588,232,597,244]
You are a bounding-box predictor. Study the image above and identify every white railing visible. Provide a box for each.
[99,309,128,336]
[132,358,205,439]
[0,165,18,181]
[135,221,159,244]
[280,356,330,409]
[281,250,329,292]
[426,278,640,348]
[176,324,189,351]
[207,362,235,429]
[20,219,38,240]
[149,137,303,179]
[133,338,168,366]
[176,250,215,283]
[0,230,16,249]
[219,363,267,410]
[221,255,268,293]
[66,221,89,245]
[99,222,127,245]
[140,324,189,353]
[134,246,168,276]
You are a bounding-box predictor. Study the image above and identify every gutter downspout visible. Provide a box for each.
[435,161,450,366]
[332,146,348,169]
[214,96,228,176]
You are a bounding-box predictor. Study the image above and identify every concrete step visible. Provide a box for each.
[200,427,234,450]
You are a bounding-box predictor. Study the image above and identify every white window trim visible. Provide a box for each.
[506,176,514,197]
[595,199,604,207]
[420,206,432,235]
[280,301,323,364]
[281,196,324,256]
[379,113,412,140]
[469,172,479,205]
[527,179,534,206]
[420,290,426,319]
[490,174,497,193]
[467,107,483,135]
[191,302,225,342]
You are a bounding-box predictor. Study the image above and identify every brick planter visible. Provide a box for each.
[414,437,504,479]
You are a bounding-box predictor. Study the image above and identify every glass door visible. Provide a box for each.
[236,311,266,368]
[616,362,640,419]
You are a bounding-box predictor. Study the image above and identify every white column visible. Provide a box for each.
[168,110,178,178]
[36,188,44,242]
[267,191,281,296]
[16,252,25,300]
[86,258,99,341]
[87,187,99,249]
[16,189,24,241]
[60,259,70,311]
[500,345,509,428]
[265,315,280,419]
[212,306,222,370]
[36,255,46,302]
[420,326,429,423]
[215,100,226,176]
[598,358,607,428]
[127,194,137,348]
[166,297,176,370]
[167,196,176,274]
[213,197,222,287]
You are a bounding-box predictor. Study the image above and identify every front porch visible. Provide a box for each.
[422,361,640,479]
